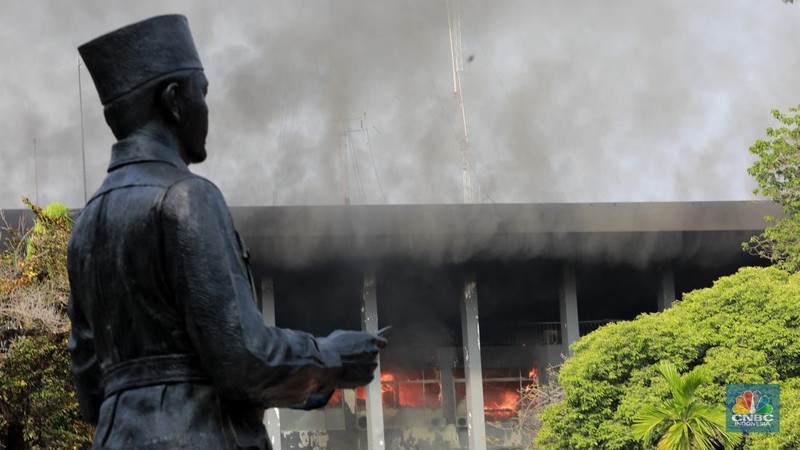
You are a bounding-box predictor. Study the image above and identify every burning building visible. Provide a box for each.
[230,201,773,450]
[0,201,776,449]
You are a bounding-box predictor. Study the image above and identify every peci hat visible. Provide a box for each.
[78,15,203,105]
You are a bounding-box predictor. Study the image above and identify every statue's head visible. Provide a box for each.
[79,15,208,164]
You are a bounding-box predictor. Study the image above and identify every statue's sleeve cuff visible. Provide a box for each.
[316,337,342,369]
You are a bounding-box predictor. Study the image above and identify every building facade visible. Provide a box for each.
[231,201,773,450]
[1,201,776,449]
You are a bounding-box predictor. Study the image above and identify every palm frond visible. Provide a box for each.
[636,361,733,450]
[691,413,737,449]
[632,404,674,443]
[678,367,710,404]
[658,422,690,450]
[655,361,683,399]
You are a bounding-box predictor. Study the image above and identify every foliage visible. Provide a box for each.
[537,266,800,449]
[0,333,93,449]
[632,361,734,450]
[744,106,800,272]
[1,199,72,334]
[1,199,92,449]
[23,199,72,292]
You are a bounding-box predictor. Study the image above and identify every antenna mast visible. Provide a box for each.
[33,138,39,205]
[340,127,351,205]
[447,0,473,203]
[78,57,88,204]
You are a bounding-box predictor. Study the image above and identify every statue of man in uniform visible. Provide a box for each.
[68,15,386,449]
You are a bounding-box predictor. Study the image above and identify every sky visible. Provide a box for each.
[0,0,799,209]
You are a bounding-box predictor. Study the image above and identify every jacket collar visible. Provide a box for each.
[108,134,189,173]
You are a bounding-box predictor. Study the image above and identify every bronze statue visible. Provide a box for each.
[67,15,385,449]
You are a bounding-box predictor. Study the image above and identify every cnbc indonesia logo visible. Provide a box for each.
[726,384,780,433]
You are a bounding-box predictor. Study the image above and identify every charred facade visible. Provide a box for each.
[236,201,772,450]
[0,201,775,449]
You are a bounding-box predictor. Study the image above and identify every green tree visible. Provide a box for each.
[1,200,93,449]
[24,200,72,285]
[632,361,734,450]
[537,267,800,449]
[0,333,92,449]
[744,105,800,271]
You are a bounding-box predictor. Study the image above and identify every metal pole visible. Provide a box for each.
[33,138,39,205]
[447,0,473,203]
[361,273,385,450]
[78,58,87,204]
[260,279,282,450]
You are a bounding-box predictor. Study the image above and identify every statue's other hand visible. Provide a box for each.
[323,330,387,389]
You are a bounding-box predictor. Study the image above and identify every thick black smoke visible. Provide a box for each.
[1,1,799,208]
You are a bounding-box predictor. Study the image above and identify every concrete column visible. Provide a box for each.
[460,276,487,450]
[362,273,385,450]
[342,389,358,430]
[559,264,580,357]
[260,278,282,450]
[657,268,676,311]
[437,348,457,425]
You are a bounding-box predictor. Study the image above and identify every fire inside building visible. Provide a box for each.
[0,201,776,449]
[232,201,773,450]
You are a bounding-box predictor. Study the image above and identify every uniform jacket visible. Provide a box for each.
[67,135,341,449]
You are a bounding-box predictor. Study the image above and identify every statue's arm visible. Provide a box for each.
[160,177,342,408]
[66,291,102,424]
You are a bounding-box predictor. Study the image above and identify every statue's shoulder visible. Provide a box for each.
[165,174,224,200]
[162,174,230,218]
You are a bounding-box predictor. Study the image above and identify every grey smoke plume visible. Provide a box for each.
[1,0,799,209]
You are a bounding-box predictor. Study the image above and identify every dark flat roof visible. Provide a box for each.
[1,201,777,269]
[232,201,774,236]
[229,201,776,269]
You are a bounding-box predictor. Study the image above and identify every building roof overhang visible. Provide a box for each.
[2,201,776,270]
[228,201,776,270]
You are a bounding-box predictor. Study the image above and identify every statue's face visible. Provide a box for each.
[179,71,209,164]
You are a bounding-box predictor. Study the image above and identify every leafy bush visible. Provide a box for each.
[0,333,93,449]
[1,200,93,449]
[537,266,800,449]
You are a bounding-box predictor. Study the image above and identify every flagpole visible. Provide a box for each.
[78,57,87,204]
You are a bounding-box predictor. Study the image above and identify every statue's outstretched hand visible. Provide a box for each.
[323,330,387,389]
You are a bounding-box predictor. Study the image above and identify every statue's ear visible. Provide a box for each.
[160,81,181,123]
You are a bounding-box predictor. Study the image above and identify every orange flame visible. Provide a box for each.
[484,390,520,420]
[345,367,538,421]
[329,389,342,406]
[355,372,397,402]
[381,372,396,384]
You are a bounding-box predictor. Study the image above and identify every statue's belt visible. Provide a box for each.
[102,354,209,398]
